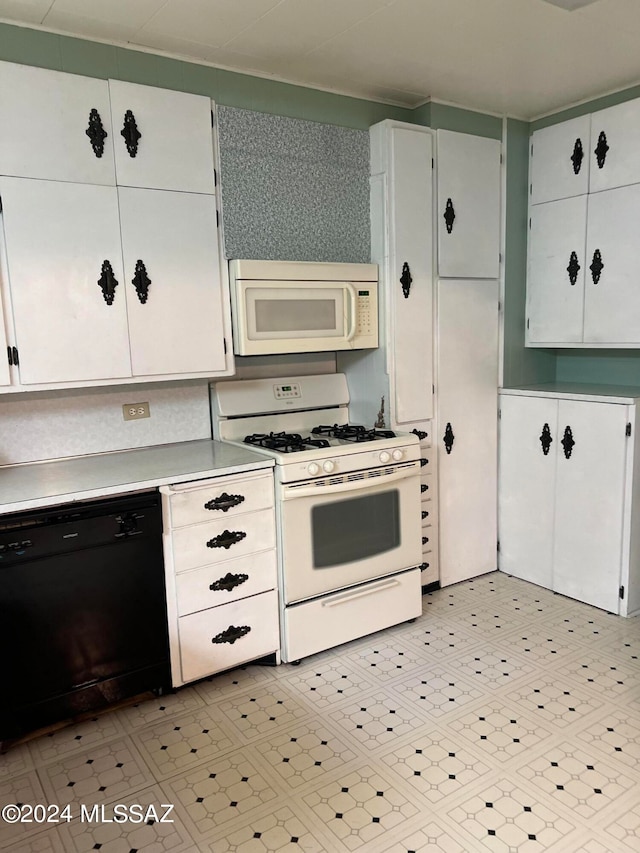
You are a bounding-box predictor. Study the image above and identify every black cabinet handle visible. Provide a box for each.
[209,572,249,593]
[12,347,18,366]
[561,426,575,459]
[86,108,107,158]
[421,484,429,494]
[412,429,428,440]
[590,249,603,284]
[419,562,430,571]
[400,262,412,299]
[422,536,429,546]
[570,138,583,175]
[421,510,429,520]
[443,422,455,454]
[211,625,251,645]
[121,109,141,157]
[204,492,246,513]
[594,130,609,169]
[98,260,118,305]
[206,529,246,550]
[132,260,151,304]
[567,251,580,286]
[540,423,553,456]
[444,198,455,234]
[7,345,12,366]
[420,458,428,467]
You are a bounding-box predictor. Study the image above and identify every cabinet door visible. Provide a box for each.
[583,184,640,343]
[0,178,131,384]
[553,400,627,613]
[109,81,215,194]
[589,99,640,193]
[498,394,557,589]
[530,116,591,204]
[389,126,434,424]
[437,279,499,587]
[118,188,227,377]
[436,130,501,279]
[0,62,115,185]
[527,196,587,344]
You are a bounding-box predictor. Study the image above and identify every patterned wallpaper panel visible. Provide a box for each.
[217,107,370,263]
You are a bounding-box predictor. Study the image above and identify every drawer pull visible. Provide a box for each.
[209,572,249,593]
[412,429,428,440]
[420,458,428,467]
[421,510,429,520]
[421,484,429,494]
[204,492,246,512]
[206,529,247,550]
[211,624,251,645]
[419,562,430,571]
[422,536,429,546]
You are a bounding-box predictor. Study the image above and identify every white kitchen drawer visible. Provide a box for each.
[179,590,279,683]
[420,473,433,500]
[172,507,276,573]
[282,569,421,662]
[176,549,277,616]
[165,471,274,529]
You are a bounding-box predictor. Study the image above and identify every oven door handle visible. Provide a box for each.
[344,282,358,342]
[280,463,419,500]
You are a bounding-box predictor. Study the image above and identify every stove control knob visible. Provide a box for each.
[392,449,404,461]
[307,462,320,476]
[379,450,391,464]
[322,460,336,474]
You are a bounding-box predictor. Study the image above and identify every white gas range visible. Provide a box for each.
[211,373,423,662]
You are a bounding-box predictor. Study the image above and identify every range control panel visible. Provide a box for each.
[273,383,302,400]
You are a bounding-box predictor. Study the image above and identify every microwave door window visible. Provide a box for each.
[247,286,344,340]
[311,490,400,569]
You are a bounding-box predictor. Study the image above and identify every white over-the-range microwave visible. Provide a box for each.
[228,259,378,356]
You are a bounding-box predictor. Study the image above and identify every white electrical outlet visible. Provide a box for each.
[122,402,150,421]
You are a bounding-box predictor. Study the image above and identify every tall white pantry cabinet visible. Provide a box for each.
[499,386,640,616]
[341,120,501,589]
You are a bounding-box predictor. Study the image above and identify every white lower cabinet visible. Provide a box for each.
[161,468,279,687]
[499,388,640,616]
[437,279,500,587]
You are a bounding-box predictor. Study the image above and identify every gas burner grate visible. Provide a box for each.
[244,431,331,453]
[311,423,396,442]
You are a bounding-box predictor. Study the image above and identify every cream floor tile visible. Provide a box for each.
[27,714,126,765]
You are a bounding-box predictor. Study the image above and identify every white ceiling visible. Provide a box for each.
[0,0,638,119]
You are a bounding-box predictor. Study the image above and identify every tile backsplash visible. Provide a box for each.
[0,381,211,466]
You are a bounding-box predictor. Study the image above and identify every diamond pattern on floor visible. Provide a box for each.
[1,572,639,853]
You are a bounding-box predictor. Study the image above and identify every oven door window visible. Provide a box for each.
[311,489,400,568]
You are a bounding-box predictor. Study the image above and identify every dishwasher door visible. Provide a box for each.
[0,491,170,740]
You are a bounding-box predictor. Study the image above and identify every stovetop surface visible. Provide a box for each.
[243,424,398,454]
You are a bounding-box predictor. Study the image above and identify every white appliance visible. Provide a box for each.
[229,259,378,355]
[211,373,423,662]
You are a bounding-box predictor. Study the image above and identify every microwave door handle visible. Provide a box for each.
[344,283,358,341]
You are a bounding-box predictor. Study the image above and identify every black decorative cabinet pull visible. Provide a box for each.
[590,249,604,284]
[421,510,429,520]
[567,251,580,286]
[422,536,429,546]
[132,260,151,304]
[204,492,246,512]
[400,262,412,299]
[206,529,247,550]
[211,625,251,645]
[561,425,575,459]
[420,458,428,467]
[420,484,429,494]
[121,109,141,157]
[209,572,249,593]
[412,429,428,440]
[570,138,583,175]
[444,198,455,234]
[594,130,609,169]
[86,108,107,158]
[539,423,553,456]
[98,260,118,305]
[443,422,455,454]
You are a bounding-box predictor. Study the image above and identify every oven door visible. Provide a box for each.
[278,461,422,603]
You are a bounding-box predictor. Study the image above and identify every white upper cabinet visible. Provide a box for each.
[118,187,227,377]
[530,116,591,204]
[0,62,116,185]
[588,99,640,193]
[108,80,215,194]
[527,195,587,344]
[0,288,12,388]
[436,130,501,279]
[0,177,131,385]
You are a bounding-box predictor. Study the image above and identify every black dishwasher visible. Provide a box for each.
[0,490,170,741]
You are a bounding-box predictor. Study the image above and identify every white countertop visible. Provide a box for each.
[500,382,640,404]
[0,439,274,514]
